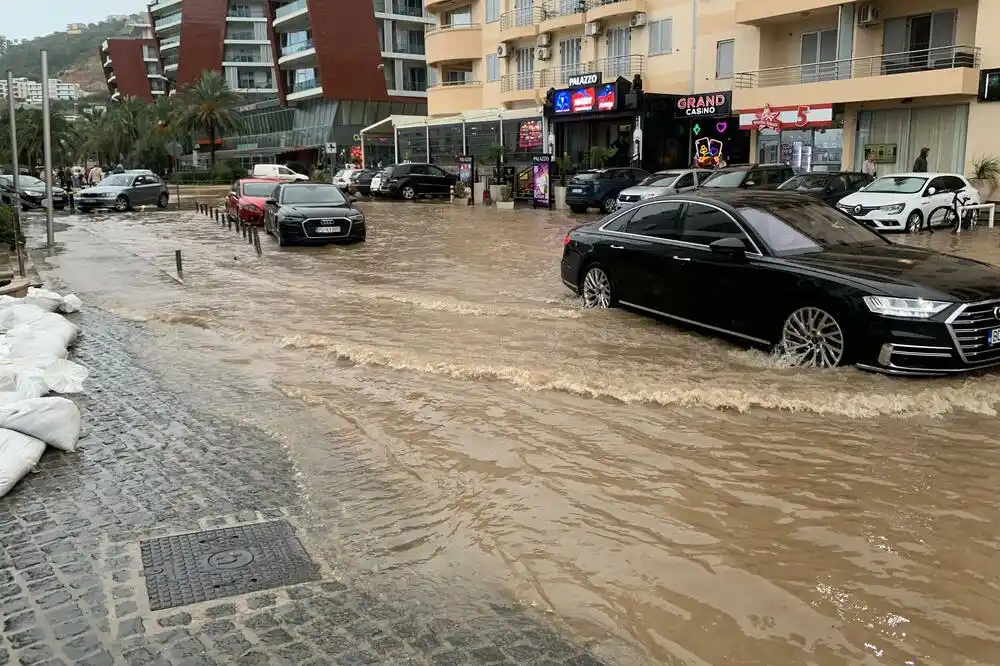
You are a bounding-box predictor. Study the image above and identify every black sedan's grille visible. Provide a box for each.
[618,194,640,203]
[302,217,351,239]
[947,299,1000,364]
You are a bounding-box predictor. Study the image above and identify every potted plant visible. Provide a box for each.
[970,155,1000,203]
[496,185,515,210]
[452,180,467,202]
[554,154,573,210]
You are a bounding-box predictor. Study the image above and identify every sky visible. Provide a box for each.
[6,0,146,41]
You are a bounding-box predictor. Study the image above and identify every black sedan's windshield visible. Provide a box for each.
[777,174,830,191]
[739,201,888,256]
[700,170,747,188]
[281,184,346,205]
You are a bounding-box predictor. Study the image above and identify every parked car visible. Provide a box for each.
[617,169,713,206]
[332,169,360,189]
[369,170,385,195]
[560,189,1000,375]
[777,171,873,205]
[251,164,309,182]
[373,163,456,200]
[226,177,280,226]
[566,167,651,214]
[263,182,366,246]
[835,172,980,233]
[0,174,68,210]
[347,169,379,195]
[75,172,170,212]
[699,164,795,191]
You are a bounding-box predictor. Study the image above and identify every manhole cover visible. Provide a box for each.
[139,520,319,611]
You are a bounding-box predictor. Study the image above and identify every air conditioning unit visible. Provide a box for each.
[497,43,510,58]
[537,46,551,60]
[629,13,647,28]
[537,33,550,47]
[585,21,601,37]
[858,4,879,26]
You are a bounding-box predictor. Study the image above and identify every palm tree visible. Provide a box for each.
[172,70,243,166]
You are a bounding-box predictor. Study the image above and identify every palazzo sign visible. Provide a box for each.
[738,103,834,131]
[566,72,601,87]
[674,91,732,119]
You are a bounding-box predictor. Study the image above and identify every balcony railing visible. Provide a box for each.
[500,55,644,91]
[385,3,424,17]
[400,79,429,91]
[500,7,546,29]
[227,54,272,63]
[539,0,633,19]
[501,70,546,92]
[734,45,981,88]
[227,31,256,40]
[387,41,426,55]
[281,39,315,56]
[275,0,308,19]
[155,13,182,29]
[291,78,319,92]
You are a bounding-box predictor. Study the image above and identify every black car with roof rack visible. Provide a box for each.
[560,189,1000,375]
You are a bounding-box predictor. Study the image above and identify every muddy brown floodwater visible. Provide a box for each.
[25,202,1000,665]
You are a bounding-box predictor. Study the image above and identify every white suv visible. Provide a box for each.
[836,172,980,232]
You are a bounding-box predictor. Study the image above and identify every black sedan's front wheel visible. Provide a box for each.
[778,306,846,368]
[581,264,614,309]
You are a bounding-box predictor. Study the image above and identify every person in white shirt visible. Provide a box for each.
[862,151,877,178]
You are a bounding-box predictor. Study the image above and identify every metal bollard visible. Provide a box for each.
[175,249,183,274]
[241,223,247,240]
[247,225,253,245]
[253,227,262,256]
[228,215,232,230]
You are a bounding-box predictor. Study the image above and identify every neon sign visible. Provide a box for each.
[555,83,617,114]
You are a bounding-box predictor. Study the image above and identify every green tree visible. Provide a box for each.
[0,107,78,169]
[172,70,243,166]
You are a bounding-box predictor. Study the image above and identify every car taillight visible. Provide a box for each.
[563,233,572,246]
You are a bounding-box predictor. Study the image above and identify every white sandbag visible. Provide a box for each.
[24,288,64,313]
[60,294,82,314]
[0,397,81,452]
[0,365,49,402]
[42,359,88,394]
[6,313,79,357]
[0,303,50,332]
[0,428,46,499]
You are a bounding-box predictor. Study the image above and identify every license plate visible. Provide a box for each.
[571,188,582,193]
[371,178,381,189]
[989,328,1000,345]
[315,226,341,234]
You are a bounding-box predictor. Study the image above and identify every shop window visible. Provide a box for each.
[715,39,734,79]
[649,19,672,56]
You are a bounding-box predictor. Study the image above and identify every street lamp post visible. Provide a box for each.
[41,50,55,247]
[6,71,25,277]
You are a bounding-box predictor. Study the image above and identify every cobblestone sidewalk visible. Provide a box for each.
[0,310,603,666]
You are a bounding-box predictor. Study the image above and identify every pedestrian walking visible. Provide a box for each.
[88,164,103,185]
[112,163,125,175]
[862,150,878,178]
[912,147,929,172]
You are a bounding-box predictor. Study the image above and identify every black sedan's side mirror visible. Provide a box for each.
[709,237,748,258]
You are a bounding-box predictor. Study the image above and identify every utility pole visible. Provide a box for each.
[41,50,55,247]
[6,71,25,277]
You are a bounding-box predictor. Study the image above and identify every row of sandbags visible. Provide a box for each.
[0,289,87,499]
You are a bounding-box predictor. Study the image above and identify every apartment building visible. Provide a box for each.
[0,78,83,104]
[420,0,1000,178]
[100,22,166,102]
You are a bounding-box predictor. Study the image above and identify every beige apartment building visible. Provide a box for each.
[421,0,1000,178]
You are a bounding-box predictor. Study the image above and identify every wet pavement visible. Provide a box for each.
[9,202,1000,665]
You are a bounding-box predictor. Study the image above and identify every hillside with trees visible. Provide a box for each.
[0,14,144,94]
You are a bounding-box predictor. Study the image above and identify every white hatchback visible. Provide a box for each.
[836,172,980,232]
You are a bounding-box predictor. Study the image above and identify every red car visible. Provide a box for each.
[226,178,279,226]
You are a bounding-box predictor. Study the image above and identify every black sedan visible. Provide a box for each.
[263,182,366,246]
[0,175,68,210]
[776,171,872,205]
[347,169,379,196]
[560,190,1000,375]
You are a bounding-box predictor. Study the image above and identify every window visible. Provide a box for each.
[681,203,747,246]
[883,10,957,73]
[515,47,534,89]
[515,0,532,27]
[866,176,927,193]
[410,164,430,174]
[674,172,695,188]
[603,209,635,232]
[626,202,684,239]
[941,176,966,191]
[738,203,886,256]
[428,166,447,177]
[278,166,294,175]
[486,53,500,81]
[715,39,734,79]
[559,38,582,84]
[485,0,500,22]
[828,175,849,194]
[606,27,631,77]
[648,19,672,55]
[800,29,838,83]
[757,168,789,185]
[445,6,472,26]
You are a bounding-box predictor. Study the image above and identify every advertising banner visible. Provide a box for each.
[458,155,473,186]
[532,154,552,209]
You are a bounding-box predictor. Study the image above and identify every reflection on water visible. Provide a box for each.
[25,205,1000,664]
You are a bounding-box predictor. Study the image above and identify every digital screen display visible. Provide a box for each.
[554,83,616,114]
[518,120,543,149]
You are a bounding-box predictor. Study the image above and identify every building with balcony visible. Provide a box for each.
[98,21,165,102]
[0,78,84,104]
[731,0,1000,178]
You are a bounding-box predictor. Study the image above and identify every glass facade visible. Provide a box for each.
[854,105,968,176]
[757,116,844,173]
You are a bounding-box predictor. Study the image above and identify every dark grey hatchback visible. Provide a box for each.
[561,190,1000,375]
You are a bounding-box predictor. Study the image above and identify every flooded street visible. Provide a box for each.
[24,202,1000,665]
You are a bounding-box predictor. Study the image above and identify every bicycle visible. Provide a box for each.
[924,190,976,233]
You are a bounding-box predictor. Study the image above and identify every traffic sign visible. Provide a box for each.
[325,142,337,155]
